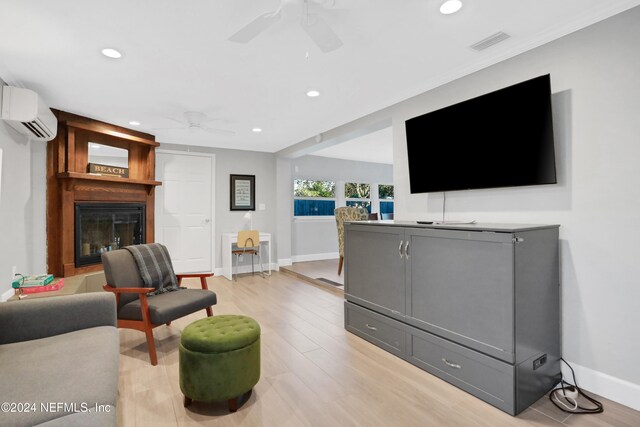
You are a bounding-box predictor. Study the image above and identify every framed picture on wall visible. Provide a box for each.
[230,174,255,211]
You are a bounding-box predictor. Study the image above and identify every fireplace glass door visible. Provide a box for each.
[75,203,145,267]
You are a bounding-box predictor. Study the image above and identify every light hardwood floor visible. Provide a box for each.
[116,272,640,426]
[280,259,344,288]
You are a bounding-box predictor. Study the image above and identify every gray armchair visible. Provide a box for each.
[102,248,217,366]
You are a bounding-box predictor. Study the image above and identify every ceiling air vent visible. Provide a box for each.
[470,31,511,51]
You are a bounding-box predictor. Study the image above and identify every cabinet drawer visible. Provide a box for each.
[345,302,405,357]
[407,327,515,414]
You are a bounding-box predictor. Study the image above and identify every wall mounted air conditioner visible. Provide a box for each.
[1,85,57,141]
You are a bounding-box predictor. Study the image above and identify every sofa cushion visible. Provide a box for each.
[0,293,116,345]
[118,289,217,324]
[0,326,118,427]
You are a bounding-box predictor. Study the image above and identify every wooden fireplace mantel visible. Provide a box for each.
[47,110,162,277]
[57,172,162,190]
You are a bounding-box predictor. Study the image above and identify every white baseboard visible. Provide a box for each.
[563,360,640,411]
[291,252,339,263]
[278,258,292,267]
[1,288,14,302]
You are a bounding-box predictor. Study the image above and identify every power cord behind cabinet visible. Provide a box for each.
[549,358,604,415]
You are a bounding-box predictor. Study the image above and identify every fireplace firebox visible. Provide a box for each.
[75,202,146,267]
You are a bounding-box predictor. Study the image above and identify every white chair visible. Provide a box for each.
[232,230,264,281]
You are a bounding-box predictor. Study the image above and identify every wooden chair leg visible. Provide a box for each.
[144,325,158,366]
[338,256,344,276]
[228,397,238,413]
[183,396,192,407]
[166,321,171,326]
[206,306,213,317]
[200,276,209,290]
[140,295,158,366]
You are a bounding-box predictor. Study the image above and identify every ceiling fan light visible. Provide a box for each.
[101,48,122,58]
[440,0,462,15]
[307,90,320,97]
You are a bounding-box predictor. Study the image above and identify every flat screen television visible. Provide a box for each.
[405,74,556,194]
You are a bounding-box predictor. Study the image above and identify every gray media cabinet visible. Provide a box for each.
[343,221,561,415]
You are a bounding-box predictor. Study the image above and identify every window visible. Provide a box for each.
[294,179,336,216]
[378,184,394,214]
[345,183,371,213]
[378,184,394,200]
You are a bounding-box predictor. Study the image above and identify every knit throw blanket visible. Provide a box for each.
[124,243,181,295]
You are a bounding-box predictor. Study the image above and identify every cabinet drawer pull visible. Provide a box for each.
[442,358,461,369]
[365,323,378,331]
[398,240,404,258]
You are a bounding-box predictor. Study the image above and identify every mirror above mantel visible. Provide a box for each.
[88,142,129,168]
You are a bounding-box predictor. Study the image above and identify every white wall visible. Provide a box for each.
[0,81,47,300]
[394,7,640,399]
[277,5,640,410]
[276,157,293,266]
[157,143,278,271]
[291,155,393,260]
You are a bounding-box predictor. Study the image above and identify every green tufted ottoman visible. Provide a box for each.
[179,315,261,412]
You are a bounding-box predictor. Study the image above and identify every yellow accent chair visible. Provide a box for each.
[232,230,264,281]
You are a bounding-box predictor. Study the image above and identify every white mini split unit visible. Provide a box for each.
[1,85,57,141]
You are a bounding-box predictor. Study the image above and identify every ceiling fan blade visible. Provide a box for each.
[228,12,281,43]
[165,116,187,125]
[151,126,186,131]
[300,13,343,53]
[203,127,235,136]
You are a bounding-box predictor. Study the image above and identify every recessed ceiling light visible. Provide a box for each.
[129,121,140,126]
[252,128,262,133]
[101,48,122,59]
[306,90,320,97]
[440,0,462,15]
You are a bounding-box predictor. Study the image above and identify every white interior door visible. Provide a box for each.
[155,151,215,273]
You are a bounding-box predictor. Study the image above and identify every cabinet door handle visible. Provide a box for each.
[442,358,461,369]
[398,240,404,258]
[365,323,378,331]
[404,241,410,259]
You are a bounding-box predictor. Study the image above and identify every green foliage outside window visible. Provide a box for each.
[346,200,372,212]
[294,179,335,198]
[345,183,370,199]
[379,184,394,199]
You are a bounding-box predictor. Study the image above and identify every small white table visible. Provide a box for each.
[221,232,272,281]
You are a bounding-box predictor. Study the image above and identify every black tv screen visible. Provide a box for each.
[405,74,556,194]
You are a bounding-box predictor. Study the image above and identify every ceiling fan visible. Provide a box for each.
[228,0,343,53]
[153,111,235,136]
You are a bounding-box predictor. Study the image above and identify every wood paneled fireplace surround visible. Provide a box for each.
[47,111,161,277]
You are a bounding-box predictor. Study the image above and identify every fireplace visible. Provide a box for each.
[75,202,146,267]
